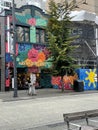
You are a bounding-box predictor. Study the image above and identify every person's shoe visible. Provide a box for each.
[32,94,37,96]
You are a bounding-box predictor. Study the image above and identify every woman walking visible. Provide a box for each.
[28,73,37,96]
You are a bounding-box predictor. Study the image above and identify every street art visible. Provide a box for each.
[85,69,96,88]
[6,42,52,69]
[51,74,78,90]
[52,69,98,90]
[76,69,97,90]
[5,6,48,68]
[17,44,51,68]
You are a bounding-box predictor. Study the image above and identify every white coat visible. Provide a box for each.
[28,73,36,95]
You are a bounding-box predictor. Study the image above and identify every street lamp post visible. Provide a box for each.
[12,0,18,97]
[96,56,98,89]
[96,27,98,90]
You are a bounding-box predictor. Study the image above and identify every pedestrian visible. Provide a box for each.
[28,73,37,96]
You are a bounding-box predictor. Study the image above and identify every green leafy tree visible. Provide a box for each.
[46,0,78,91]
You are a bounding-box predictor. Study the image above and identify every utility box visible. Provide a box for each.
[73,80,84,92]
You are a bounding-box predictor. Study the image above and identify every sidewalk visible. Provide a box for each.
[0,88,98,130]
[0,88,98,101]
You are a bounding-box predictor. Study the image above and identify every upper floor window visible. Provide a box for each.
[36,28,46,44]
[4,2,11,8]
[16,26,30,42]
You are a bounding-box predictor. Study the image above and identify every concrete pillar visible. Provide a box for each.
[0,17,5,92]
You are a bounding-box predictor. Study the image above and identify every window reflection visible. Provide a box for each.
[40,30,45,43]
[16,26,30,42]
[17,27,24,42]
[36,28,46,43]
[25,32,29,42]
[36,33,40,43]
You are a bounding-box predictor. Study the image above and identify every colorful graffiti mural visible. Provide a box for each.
[16,43,51,68]
[6,42,51,68]
[5,6,49,69]
[51,74,78,90]
[76,69,98,90]
[51,69,98,90]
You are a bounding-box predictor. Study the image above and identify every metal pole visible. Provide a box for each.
[96,56,98,90]
[12,0,18,97]
[84,40,96,57]
[96,27,98,90]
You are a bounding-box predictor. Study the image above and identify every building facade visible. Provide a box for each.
[0,5,53,91]
[0,1,98,91]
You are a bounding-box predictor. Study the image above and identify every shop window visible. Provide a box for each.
[16,26,30,42]
[36,28,46,44]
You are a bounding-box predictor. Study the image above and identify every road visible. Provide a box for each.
[0,90,98,130]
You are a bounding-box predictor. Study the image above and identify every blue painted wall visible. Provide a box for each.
[76,69,98,90]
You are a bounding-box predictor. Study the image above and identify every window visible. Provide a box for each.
[16,27,24,42]
[4,2,11,8]
[36,28,46,44]
[40,30,45,43]
[16,26,30,42]
[36,29,40,43]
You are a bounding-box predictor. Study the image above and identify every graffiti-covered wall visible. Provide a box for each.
[5,5,50,69]
[5,5,52,89]
[51,74,78,90]
[17,43,52,69]
[76,69,98,90]
[51,69,98,91]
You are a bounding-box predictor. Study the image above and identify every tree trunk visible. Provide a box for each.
[61,76,64,92]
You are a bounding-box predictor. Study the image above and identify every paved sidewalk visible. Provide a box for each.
[0,88,98,101]
[0,89,98,130]
[27,120,98,130]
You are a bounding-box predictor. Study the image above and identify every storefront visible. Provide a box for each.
[4,5,53,91]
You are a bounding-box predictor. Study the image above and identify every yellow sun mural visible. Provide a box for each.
[85,69,96,88]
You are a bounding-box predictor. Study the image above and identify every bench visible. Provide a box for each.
[63,109,98,130]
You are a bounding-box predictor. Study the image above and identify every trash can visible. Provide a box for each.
[73,80,84,92]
